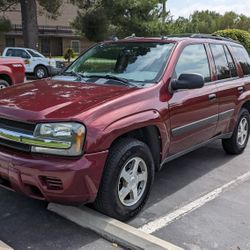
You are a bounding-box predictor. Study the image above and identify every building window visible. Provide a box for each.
[71,40,80,54]
[41,38,50,55]
[5,37,15,47]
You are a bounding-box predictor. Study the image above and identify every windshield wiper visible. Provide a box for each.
[60,71,85,80]
[86,74,139,87]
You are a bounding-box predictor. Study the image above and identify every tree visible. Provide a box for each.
[169,10,250,35]
[73,0,171,42]
[0,17,11,34]
[0,0,67,49]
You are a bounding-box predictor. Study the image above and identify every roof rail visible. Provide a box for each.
[124,33,136,39]
[190,33,240,43]
[166,33,240,44]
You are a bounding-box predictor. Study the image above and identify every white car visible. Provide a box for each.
[2,47,64,79]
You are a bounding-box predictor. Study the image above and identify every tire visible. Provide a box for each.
[0,79,10,89]
[34,66,48,79]
[222,108,250,154]
[94,138,155,221]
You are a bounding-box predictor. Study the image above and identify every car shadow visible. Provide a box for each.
[0,190,100,250]
[146,140,237,207]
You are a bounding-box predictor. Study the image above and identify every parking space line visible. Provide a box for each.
[0,241,13,250]
[48,203,184,250]
[139,171,250,234]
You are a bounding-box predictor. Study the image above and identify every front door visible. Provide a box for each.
[168,43,219,155]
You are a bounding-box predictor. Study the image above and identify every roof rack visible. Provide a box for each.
[166,33,240,44]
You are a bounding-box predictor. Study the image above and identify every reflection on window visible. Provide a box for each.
[232,46,250,76]
[210,44,231,80]
[175,44,211,82]
[67,42,174,83]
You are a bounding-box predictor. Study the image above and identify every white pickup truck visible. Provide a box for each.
[2,47,64,79]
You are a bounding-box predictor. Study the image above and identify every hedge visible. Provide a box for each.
[213,29,250,53]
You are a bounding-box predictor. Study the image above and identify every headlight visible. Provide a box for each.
[49,60,56,67]
[31,122,85,156]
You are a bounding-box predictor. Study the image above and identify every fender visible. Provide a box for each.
[85,110,170,158]
[0,66,14,83]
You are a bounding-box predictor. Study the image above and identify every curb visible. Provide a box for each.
[48,203,184,250]
[0,241,13,250]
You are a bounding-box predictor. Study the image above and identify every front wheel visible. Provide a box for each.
[0,79,10,89]
[34,66,48,79]
[94,138,155,221]
[222,108,250,154]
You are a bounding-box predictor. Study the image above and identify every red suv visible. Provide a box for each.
[0,35,250,221]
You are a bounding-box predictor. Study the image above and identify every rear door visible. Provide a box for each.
[209,43,245,135]
[168,43,219,155]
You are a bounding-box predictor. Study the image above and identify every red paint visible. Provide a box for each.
[0,58,25,85]
[0,37,250,204]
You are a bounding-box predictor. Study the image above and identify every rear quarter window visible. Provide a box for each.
[232,46,250,76]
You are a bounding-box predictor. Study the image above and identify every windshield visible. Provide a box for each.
[27,49,44,58]
[65,42,174,84]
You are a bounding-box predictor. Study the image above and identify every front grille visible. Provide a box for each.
[0,118,35,134]
[0,138,31,152]
[0,118,35,152]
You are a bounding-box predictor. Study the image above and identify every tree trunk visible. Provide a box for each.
[20,0,38,49]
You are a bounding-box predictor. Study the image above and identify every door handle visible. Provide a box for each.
[238,86,244,94]
[208,93,216,101]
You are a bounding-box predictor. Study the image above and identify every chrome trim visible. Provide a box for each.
[171,109,235,137]
[0,127,71,149]
[172,114,218,137]
[218,109,235,121]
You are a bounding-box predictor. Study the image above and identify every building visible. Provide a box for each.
[0,1,93,56]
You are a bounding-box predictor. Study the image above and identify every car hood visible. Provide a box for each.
[0,79,138,121]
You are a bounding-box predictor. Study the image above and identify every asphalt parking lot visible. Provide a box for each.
[1,140,250,250]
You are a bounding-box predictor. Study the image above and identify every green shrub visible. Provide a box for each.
[64,48,75,63]
[213,29,250,53]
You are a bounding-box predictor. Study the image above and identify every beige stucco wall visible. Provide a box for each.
[1,1,78,27]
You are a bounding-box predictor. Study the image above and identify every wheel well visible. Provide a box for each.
[242,101,250,113]
[111,126,162,171]
[0,74,12,85]
[34,64,48,72]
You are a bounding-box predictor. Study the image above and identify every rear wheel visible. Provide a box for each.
[94,138,154,221]
[222,108,250,154]
[34,66,48,79]
[0,79,10,89]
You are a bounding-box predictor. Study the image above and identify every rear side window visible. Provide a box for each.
[174,44,211,82]
[6,49,13,56]
[224,46,238,77]
[232,46,250,76]
[210,44,232,80]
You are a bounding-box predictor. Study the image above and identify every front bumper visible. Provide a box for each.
[0,146,108,204]
[47,66,62,76]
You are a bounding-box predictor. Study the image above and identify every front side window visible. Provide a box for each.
[66,42,174,84]
[232,46,250,76]
[27,49,43,58]
[174,44,211,82]
[12,49,30,59]
[210,44,231,80]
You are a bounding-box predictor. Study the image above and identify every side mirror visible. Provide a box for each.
[171,73,205,91]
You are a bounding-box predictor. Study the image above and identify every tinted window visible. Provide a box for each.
[6,49,13,56]
[210,44,231,80]
[14,49,30,59]
[232,46,250,76]
[174,44,211,82]
[224,46,238,77]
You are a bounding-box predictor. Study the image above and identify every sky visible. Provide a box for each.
[167,0,250,19]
